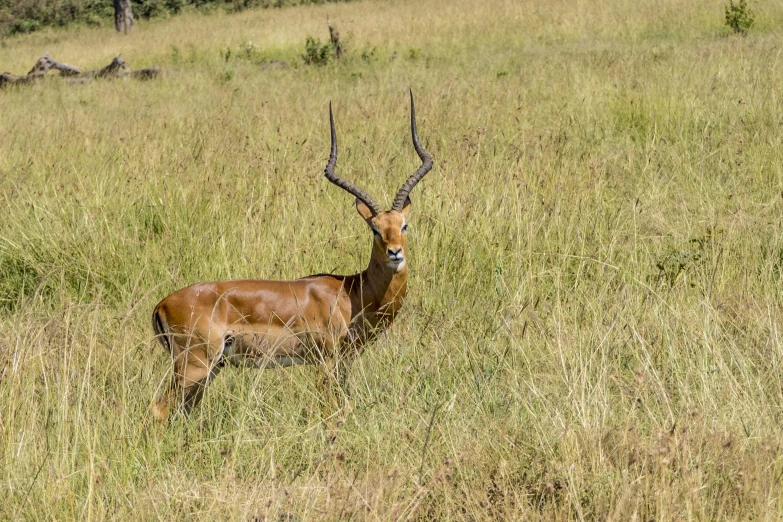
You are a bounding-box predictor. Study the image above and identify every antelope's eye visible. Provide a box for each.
[371,227,381,238]
[401,223,408,233]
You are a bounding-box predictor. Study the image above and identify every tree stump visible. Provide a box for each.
[328,19,343,60]
[114,0,134,34]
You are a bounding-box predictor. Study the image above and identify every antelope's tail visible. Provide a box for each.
[151,305,172,354]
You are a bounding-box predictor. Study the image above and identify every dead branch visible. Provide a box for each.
[27,53,82,77]
[1,73,29,87]
[1,54,160,89]
[328,17,343,60]
[131,66,161,80]
[93,56,131,78]
[48,58,83,77]
[27,56,52,75]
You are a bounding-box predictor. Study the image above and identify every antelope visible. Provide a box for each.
[151,92,433,421]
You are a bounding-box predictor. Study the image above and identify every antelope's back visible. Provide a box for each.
[154,276,351,338]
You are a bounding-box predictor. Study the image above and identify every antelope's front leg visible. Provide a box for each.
[315,350,356,421]
[152,341,223,422]
[315,358,341,419]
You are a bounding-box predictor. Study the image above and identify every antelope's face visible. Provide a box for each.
[324,91,432,273]
[357,199,411,271]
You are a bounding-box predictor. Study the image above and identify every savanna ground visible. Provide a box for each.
[2,0,783,519]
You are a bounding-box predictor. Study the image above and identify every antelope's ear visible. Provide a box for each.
[355,198,375,220]
[400,196,412,218]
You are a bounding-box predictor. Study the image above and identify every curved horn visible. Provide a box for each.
[391,90,433,212]
[324,102,383,216]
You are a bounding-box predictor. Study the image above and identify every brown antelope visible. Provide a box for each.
[151,92,433,421]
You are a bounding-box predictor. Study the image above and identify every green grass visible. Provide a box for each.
[2,0,783,519]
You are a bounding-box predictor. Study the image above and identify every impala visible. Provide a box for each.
[151,92,433,421]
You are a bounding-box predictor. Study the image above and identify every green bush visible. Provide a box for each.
[10,18,41,34]
[301,35,332,65]
[0,0,352,36]
[725,0,755,34]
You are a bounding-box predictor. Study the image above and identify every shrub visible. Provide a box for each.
[725,0,755,34]
[302,36,332,66]
[0,0,352,36]
[10,18,41,34]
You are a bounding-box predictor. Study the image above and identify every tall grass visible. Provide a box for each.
[2,0,783,518]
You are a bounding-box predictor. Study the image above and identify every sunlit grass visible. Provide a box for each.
[2,0,783,519]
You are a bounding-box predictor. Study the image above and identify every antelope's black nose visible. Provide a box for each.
[387,247,402,258]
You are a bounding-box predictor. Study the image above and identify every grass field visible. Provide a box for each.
[2,0,783,519]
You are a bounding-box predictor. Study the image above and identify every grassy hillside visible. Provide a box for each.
[2,0,783,519]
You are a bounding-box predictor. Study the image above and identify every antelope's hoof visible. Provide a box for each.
[150,398,171,424]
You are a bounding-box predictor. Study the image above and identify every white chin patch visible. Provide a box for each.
[388,259,406,270]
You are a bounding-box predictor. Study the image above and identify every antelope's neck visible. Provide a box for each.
[350,257,408,321]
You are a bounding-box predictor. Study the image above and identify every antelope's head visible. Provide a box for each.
[324,91,433,272]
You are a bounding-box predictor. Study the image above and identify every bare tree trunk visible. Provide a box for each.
[114,0,134,34]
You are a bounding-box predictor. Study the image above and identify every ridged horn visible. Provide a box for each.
[391,90,433,212]
[324,102,383,216]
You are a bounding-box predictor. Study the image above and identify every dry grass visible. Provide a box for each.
[2,0,783,519]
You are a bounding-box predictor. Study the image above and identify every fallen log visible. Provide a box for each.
[94,56,130,78]
[27,53,82,77]
[131,65,161,80]
[66,57,137,83]
[1,54,160,89]
[0,71,46,87]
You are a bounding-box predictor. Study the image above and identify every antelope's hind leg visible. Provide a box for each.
[152,341,223,422]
